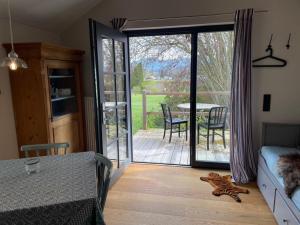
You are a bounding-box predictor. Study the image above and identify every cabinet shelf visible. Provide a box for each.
[51,95,75,102]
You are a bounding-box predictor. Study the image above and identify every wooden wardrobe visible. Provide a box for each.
[3,43,86,157]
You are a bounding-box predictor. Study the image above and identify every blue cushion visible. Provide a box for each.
[261,146,300,210]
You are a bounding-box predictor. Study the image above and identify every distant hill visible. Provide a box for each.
[131,58,190,79]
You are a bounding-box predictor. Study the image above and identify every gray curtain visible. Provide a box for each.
[230,9,257,184]
[111,18,127,31]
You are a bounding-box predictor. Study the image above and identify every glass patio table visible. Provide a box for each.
[177,103,220,120]
[0,151,98,225]
[177,103,220,111]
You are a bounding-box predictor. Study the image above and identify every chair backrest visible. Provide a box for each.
[161,103,172,122]
[208,107,228,127]
[94,153,113,214]
[21,143,69,158]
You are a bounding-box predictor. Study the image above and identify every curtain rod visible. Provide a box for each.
[127,10,268,22]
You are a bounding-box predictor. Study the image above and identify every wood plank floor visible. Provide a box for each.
[105,164,276,225]
[133,129,230,165]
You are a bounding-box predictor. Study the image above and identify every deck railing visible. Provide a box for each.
[141,90,230,129]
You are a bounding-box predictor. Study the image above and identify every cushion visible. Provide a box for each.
[261,146,300,210]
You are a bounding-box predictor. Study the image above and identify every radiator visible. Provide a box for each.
[84,97,97,151]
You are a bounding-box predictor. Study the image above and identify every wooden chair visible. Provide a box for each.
[21,143,69,157]
[94,153,113,225]
[197,106,228,150]
[161,103,188,143]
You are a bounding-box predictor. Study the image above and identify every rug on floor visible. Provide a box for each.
[200,172,249,202]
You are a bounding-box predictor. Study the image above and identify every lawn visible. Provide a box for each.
[131,93,166,134]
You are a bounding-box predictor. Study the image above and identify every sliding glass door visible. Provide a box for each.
[190,26,234,169]
[127,24,233,168]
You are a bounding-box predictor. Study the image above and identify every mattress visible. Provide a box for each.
[261,146,300,210]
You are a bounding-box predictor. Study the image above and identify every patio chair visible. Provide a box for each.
[161,103,188,143]
[21,143,69,157]
[95,153,113,225]
[197,106,228,150]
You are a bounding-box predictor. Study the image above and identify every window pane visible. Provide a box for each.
[196,31,233,163]
[104,108,117,145]
[104,74,116,103]
[115,41,125,72]
[102,38,114,73]
[119,136,127,161]
[107,141,118,171]
[116,75,126,103]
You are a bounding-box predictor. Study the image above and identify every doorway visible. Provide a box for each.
[127,25,234,168]
[90,20,234,171]
[129,34,191,165]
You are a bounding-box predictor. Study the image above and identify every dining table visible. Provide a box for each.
[0,151,97,225]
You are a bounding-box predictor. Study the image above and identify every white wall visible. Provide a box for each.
[0,19,61,160]
[62,0,300,150]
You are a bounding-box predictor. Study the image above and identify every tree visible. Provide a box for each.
[197,32,233,106]
[130,32,233,107]
[131,63,144,90]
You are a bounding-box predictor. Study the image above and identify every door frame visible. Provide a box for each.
[89,19,132,183]
[126,24,234,169]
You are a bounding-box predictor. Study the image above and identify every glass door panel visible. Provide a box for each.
[102,38,114,73]
[129,34,191,165]
[101,37,129,170]
[89,20,131,181]
[104,74,116,103]
[115,41,125,72]
[116,75,126,102]
[119,136,127,161]
[114,40,128,164]
[193,30,233,167]
[102,37,118,169]
[118,105,127,136]
[104,107,117,145]
[107,141,118,170]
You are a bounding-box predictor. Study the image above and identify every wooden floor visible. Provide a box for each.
[105,164,276,225]
[133,129,230,165]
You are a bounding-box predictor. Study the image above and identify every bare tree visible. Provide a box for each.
[129,32,233,107]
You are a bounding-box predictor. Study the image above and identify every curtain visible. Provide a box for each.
[230,8,257,184]
[111,18,127,31]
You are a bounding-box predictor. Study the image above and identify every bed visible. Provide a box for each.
[258,123,300,225]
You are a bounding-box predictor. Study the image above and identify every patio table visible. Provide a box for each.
[0,151,97,225]
[177,103,220,111]
[177,103,220,121]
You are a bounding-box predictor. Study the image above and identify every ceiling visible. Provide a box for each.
[0,0,103,33]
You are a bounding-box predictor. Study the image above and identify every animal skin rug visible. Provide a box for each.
[278,153,300,197]
[200,172,249,202]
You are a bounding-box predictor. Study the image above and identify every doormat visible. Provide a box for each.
[200,172,249,202]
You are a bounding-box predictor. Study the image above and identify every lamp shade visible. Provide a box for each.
[0,50,28,70]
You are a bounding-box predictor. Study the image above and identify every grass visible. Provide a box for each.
[131,94,166,134]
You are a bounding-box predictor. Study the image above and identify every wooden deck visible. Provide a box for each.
[133,129,230,165]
